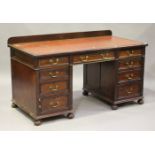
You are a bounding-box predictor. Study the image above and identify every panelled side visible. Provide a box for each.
[11,59,37,119]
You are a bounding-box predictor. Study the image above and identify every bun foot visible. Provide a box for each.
[138,99,144,105]
[83,90,89,96]
[66,113,74,119]
[34,120,42,126]
[11,102,17,108]
[111,105,118,110]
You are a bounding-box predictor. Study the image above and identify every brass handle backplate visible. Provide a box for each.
[49,101,59,108]
[80,55,89,62]
[125,73,134,80]
[49,71,59,78]
[126,87,134,94]
[128,50,134,56]
[100,53,113,60]
[127,91,132,94]
[49,85,59,91]
[126,61,134,67]
[49,58,60,64]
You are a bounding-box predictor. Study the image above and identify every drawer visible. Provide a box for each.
[40,81,68,95]
[118,58,143,70]
[39,67,69,82]
[73,51,115,64]
[38,95,69,114]
[39,56,69,67]
[118,49,143,59]
[118,70,142,83]
[117,82,141,100]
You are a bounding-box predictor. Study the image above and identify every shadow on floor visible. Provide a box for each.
[14,89,154,126]
[72,90,144,117]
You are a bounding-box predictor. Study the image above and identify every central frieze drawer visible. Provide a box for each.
[40,81,68,95]
[73,51,115,64]
[39,56,69,67]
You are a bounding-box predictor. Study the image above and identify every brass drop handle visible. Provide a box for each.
[126,73,134,80]
[49,58,60,64]
[127,91,132,94]
[49,101,59,108]
[128,50,134,56]
[127,87,133,94]
[80,55,89,62]
[49,71,59,78]
[126,61,134,67]
[49,85,58,91]
[100,53,112,60]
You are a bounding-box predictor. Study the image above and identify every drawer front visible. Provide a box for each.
[118,70,142,83]
[73,51,115,64]
[40,67,69,82]
[117,83,141,100]
[118,49,143,59]
[39,56,69,67]
[118,58,143,70]
[38,95,69,114]
[40,81,68,95]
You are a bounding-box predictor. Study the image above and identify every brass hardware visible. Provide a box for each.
[126,61,134,68]
[128,50,134,56]
[49,71,59,78]
[49,85,58,91]
[127,87,133,94]
[125,73,134,80]
[49,101,59,108]
[127,91,132,94]
[100,53,113,60]
[104,57,113,60]
[38,98,41,102]
[80,55,89,62]
[127,77,133,80]
[126,62,129,65]
[101,52,109,57]
[49,59,54,63]
[49,58,60,64]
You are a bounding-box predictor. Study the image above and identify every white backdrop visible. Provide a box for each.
[0,23,155,130]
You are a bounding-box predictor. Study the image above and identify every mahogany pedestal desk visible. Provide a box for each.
[8,30,148,125]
